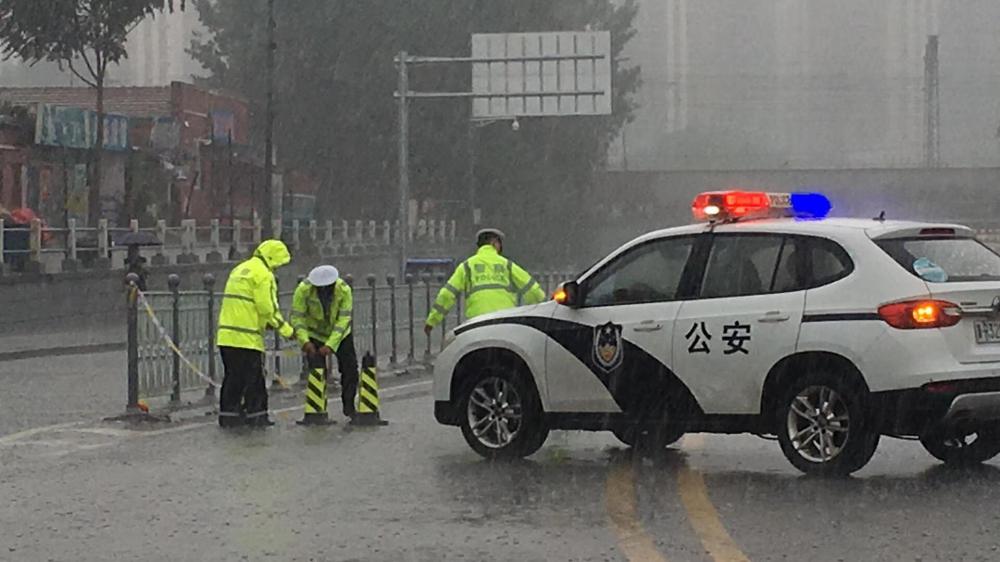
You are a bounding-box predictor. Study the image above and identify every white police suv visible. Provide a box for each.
[433,190,1000,475]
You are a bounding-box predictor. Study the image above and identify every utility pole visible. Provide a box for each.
[621,127,629,171]
[924,34,940,168]
[227,130,234,226]
[396,51,410,275]
[262,0,276,238]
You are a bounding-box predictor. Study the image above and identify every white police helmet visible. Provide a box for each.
[307,265,339,287]
[476,228,505,246]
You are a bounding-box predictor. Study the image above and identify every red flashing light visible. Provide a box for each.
[692,190,772,221]
[723,191,771,218]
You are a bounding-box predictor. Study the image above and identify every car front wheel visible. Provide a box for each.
[920,427,1000,466]
[776,370,879,476]
[459,367,548,460]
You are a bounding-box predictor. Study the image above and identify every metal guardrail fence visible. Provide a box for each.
[123,270,575,411]
[1,216,459,273]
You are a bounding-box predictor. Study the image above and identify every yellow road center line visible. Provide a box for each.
[677,435,751,562]
[605,461,669,562]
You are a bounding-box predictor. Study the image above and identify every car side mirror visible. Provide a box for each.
[553,280,580,308]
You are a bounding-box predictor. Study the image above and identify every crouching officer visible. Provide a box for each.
[291,265,359,421]
[216,239,298,428]
[425,228,546,334]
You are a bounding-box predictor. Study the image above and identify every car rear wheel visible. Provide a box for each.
[776,370,879,476]
[920,427,1000,466]
[459,367,548,460]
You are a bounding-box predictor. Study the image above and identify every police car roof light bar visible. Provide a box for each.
[691,190,831,222]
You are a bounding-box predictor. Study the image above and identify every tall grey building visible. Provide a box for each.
[614,0,1000,171]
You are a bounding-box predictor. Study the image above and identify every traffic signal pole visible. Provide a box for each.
[393,50,606,276]
[263,0,276,238]
[396,51,410,278]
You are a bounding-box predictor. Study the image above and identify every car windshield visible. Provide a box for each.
[877,237,1000,282]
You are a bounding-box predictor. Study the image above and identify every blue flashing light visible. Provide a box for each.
[790,192,832,219]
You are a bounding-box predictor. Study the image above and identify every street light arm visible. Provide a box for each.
[393,90,605,99]
[399,54,607,65]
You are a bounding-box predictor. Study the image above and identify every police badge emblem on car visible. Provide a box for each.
[593,321,624,372]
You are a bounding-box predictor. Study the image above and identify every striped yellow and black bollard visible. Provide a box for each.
[352,352,388,426]
[298,356,334,426]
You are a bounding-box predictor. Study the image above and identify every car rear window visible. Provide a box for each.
[876,237,1000,282]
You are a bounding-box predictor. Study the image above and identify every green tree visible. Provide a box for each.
[0,0,184,226]
[191,0,638,265]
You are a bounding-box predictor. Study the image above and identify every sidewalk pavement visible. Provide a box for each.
[0,325,124,361]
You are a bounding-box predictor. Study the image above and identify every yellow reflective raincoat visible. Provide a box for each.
[216,239,296,351]
[426,244,545,327]
[290,278,353,351]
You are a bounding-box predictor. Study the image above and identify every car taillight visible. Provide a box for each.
[924,381,958,394]
[878,299,962,329]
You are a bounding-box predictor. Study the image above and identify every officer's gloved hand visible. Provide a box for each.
[423,324,434,336]
[302,341,317,356]
[319,346,333,357]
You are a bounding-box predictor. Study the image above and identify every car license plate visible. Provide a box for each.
[974,320,1000,344]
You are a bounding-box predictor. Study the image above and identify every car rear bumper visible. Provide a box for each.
[872,376,1000,435]
[942,391,1000,425]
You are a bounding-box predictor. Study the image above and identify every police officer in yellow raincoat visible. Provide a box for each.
[424,228,546,334]
[290,265,359,421]
[216,239,298,428]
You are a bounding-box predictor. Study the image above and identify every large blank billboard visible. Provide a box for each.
[471,31,612,119]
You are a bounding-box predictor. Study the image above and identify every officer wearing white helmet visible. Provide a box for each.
[291,264,358,422]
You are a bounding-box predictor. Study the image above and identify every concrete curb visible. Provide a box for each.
[0,341,125,362]
[159,373,433,424]
[0,342,434,365]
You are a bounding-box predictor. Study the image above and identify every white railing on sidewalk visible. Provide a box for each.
[0,216,460,274]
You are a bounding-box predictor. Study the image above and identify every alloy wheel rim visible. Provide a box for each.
[942,432,981,449]
[787,385,851,463]
[467,376,523,449]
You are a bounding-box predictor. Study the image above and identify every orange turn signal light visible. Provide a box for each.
[912,303,940,324]
[878,299,961,329]
[552,287,568,304]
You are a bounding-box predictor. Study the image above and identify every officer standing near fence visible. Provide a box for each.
[216,239,298,428]
[291,265,360,421]
[424,228,546,334]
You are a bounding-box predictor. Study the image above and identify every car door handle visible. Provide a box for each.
[758,311,790,323]
[633,322,663,332]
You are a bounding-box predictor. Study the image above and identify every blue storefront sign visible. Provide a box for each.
[35,104,129,151]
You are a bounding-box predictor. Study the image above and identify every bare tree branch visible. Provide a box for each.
[69,5,100,83]
[66,59,98,88]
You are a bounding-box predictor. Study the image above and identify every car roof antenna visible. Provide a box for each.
[874,210,886,222]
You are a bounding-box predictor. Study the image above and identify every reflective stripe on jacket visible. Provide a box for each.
[216,240,295,351]
[426,245,545,327]
[290,278,353,351]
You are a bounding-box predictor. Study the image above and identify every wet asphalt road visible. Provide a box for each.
[4,381,1000,562]
[0,351,124,434]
